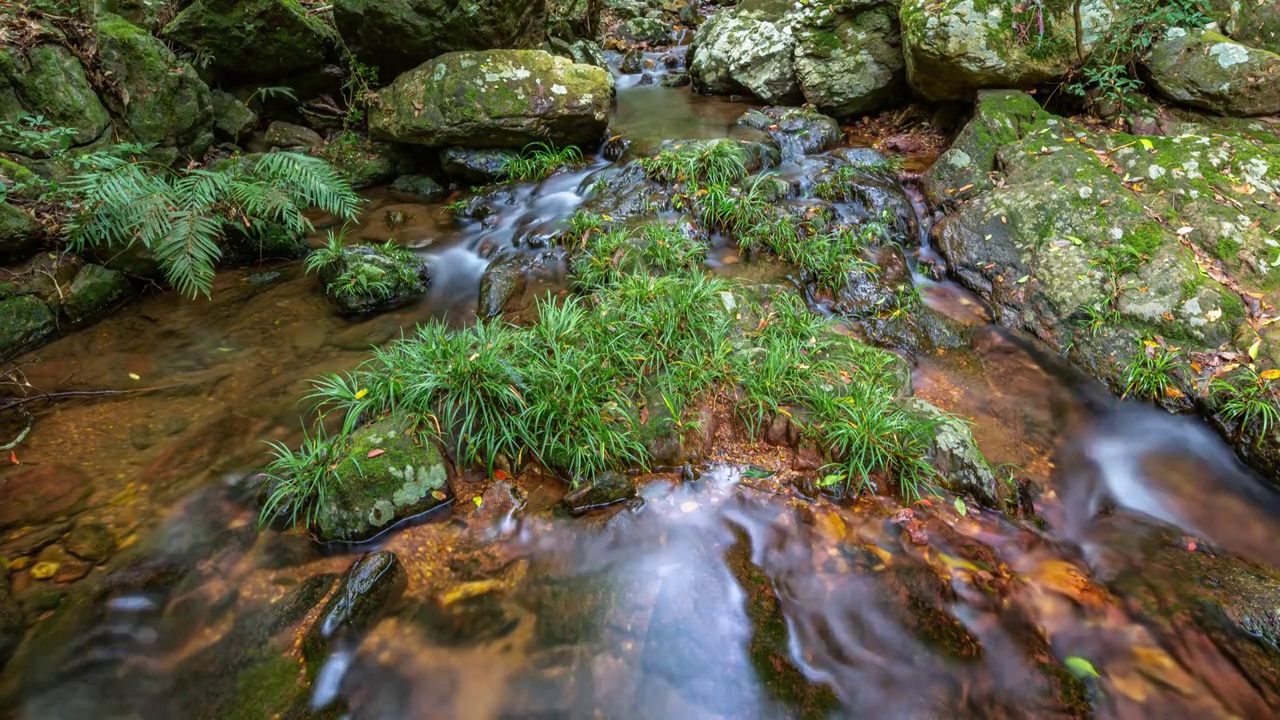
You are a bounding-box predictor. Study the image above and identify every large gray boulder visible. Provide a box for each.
[900,0,1119,101]
[1144,28,1280,117]
[333,0,548,80]
[369,50,613,149]
[689,0,905,114]
[1205,0,1280,54]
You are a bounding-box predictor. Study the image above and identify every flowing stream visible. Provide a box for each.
[2,73,1280,720]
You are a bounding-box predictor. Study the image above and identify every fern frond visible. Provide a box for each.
[152,209,223,298]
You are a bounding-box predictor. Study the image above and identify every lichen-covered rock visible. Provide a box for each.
[922,89,1044,206]
[317,243,431,315]
[793,3,906,116]
[549,37,608,68]
[162,0,330,83]
[61,263,132,324]
[0,201,41,261]
[370,50,613,149]
[333,0,549,80]
[1205,0,1280,54]
[210,89,258,140]
[264,121,323,149]
[689,6,800,103]
[95,14,214,160]
[0,295,55,360]
[901,0,1118,102]
[548,0,602,42]
[312,418,453,543]
[1144,28,1280,117]
[620,17,672,44]
[690,0,904,112]
[440,147,522,182]
[737,106,841,155]
[0,42,112,156]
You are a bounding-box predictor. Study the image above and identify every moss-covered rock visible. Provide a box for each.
[923,89,1045,206]
[210,89,258,140]
[95,13,214,160]
[390,174,446,202]
[162,0,330,83]
[793,2,906,116]
[333,0,549,80]
[264,121,322,149]
[312,417,453,543]
[620,16,672,44]
[562,470,636,514]
[0,42,112,156]
[316,242,431,315]
[1205,0,1280,54]
[910,399,1000,505]
[61,263,133,324]
[548,0,602,42]
[317,137,417,190]
[901,0,1118,102]
[0,294,55,360]
[0,201,41,261]
[370,50,613,149]
[1144,28,1280,117]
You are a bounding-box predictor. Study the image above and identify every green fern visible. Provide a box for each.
[65,152,361,298]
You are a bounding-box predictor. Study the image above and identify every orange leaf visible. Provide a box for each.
[367,449,385,458]
[1164,385,1185,398]
[1260,369,1280,380]
[8,450,17,464]
[493,469,512,480]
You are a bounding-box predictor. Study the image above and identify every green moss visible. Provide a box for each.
[222,656,303,720]
[808,30,842,52]
[1220,290,1247,324]
[1123,222,1166,257]
[1214,236,1241,261]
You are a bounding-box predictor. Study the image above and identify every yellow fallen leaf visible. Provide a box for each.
[1248,338,1261,360]
[31,561,58,579]
[1260,369,1280,380]
[1139,138,1154,151]
[354,388,369,400]
[128,373,140,381]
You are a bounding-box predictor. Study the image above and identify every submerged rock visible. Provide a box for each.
[1144,28,1280,117]
[312,417,453,543]
[370,50,614,149]
[315,243,431,315]
[334,0,549,80]
[0,465,91,530]
[900,0,1118,101]
[390,174,447,202]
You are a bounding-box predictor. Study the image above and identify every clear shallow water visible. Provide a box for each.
[2,83,1280,719]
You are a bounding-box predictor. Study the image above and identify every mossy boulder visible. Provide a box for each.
[0,201,41,261]
[312,418,453,543]
[1205,0,1280,54]
[0,295,55,360]
[620,17,671,44]
[900,0,1118,102]
[792,3,906,116]
[317,243,430,315]
[548,0,602,42]
[690,0,904,113]
[319,138,417,189]
[737,106,842,155]
[210,89,258,140]
[333,0,549,80]
[162,0,330,83]
[922,89,1045,206]
[370,50,613,149]
[910,400,1000,505]
[61,263,133,324]
[0,43,111,156]
[95,13,214,160]
[1144,28,1280,117]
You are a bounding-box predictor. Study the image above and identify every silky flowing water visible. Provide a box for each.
[2,77,1280,720]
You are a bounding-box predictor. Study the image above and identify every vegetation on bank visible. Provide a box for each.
[266,245,945,528]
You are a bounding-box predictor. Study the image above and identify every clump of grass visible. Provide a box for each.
[499,142,584,182]
[572,223,706,291]
[1121,339,1184,400]
[642,140,748,186]
[1212,367,1280,441]
[259,424,347,528]
[559,209,613,251]
[809,391,941,502]
[304,230,422,306]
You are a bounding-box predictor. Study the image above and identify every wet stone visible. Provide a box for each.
[303,551,406,670]
[0,465,92,531]
[17,585,65,616]
[562,471,636,515]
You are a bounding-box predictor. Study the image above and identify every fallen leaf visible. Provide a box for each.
[473,496,483,507]
[1139,138,1154,151]
[1260,369,1280,380]
[1064,656,1101,678]
[430,490,447,501]
[367,449,385,458]
[953,497,967,517]
[1164,385,1184,398]
[1249,338,1261,360]
[355,388,369,400]
[128,373,140,381]
[1176,226,1194,235]
[1205,309,1222,321]
[8,450,17,464]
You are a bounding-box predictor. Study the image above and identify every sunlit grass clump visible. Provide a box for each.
[498,142,585,182]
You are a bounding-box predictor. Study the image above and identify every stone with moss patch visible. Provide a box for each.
[370,50,613,149]
[96,14,214,161]
[0,41,112,156]
[317,242,431,315]
[793,4,905,116]
[620,17,671,44]
[162,0,330,83]
[1144,28,1280,117]
[923,90,1045,206]
[0,201,41,261]
[0,295,55,361]
[901,0,1118,102]
[61,263,132,325]
[210,89,258,140]
[1204,0,1280,54]
[312,417,453,542]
